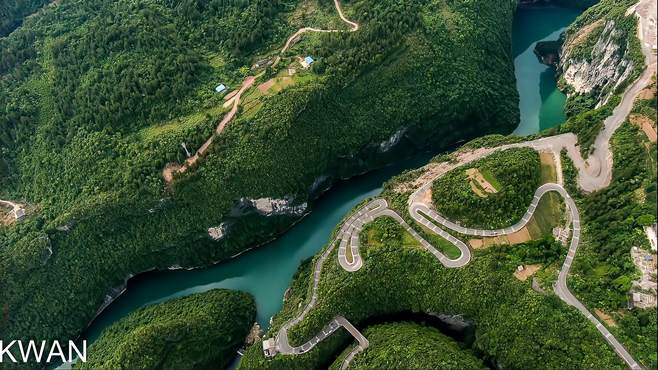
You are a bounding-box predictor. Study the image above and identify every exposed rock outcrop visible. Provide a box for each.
[535,40,562,66]
[208,222,229,241]
[558,5,641,109]
[242,197,308,217]
[309,175,330,195]
[379,127,408,153]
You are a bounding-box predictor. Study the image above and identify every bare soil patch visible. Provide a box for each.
[630,114,657,143]
[507,227,532,244]
[514,264,542,281]
[595,309,617,327]
[469,226,533,249]
[258,79,276,93]
[568,20,603,48]
[224,90,239,101]
[638,87,655,100]
[421,188,432,205]
[468,239,484,249]
[466,168,498,195]
[1,206,14,226]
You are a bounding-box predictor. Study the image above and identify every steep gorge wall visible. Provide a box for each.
[557,0,644,112]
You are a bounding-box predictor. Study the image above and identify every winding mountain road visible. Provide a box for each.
[265,1,655,367]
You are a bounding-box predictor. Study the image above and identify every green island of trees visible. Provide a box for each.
[431,148,541,229]
[77,289,256,370]
[0,0,519,350]
[239,214,624,369]
[330,322,486,370]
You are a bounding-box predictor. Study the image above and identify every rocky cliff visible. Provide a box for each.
[557,0,644,112]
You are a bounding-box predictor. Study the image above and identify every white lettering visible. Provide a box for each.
[0,340,17,363]
[18,341,46,362]
[68,341,86,363]
[46,341,66,363]
[0,340,85,363]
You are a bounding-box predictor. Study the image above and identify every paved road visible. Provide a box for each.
[263,1,654,367]
[336,198,471,271]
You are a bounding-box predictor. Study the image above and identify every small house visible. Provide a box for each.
[262,338,278,357]
[630,292,657,309]
[300,56,314,69]
[215,84,227,93]
[13,208,25,220]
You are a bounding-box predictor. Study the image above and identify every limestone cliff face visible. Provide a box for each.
[557,0,643,110]
[559,18,636,107]
[243,197,308,217]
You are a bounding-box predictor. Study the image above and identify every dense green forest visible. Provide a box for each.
[0,0,519,353]
[570,125,655,308]
[330,322,486,370]
[0,0,51,37]
[565,85,656,368]
[431,148,541,229]
[77,289,256,370]
[240,216,625,369]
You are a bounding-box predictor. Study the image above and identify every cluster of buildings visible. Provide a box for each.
[628,246,657,309]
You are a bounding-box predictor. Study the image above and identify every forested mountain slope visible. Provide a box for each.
[78,289,256,370]
[0,0,52,37]
[0,0,518,359]
[330,322,487,370]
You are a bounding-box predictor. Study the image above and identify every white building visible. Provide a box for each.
[13,208,25,220]
[645,224,657,251]
[300,56,314,69]
[262,338,278,357]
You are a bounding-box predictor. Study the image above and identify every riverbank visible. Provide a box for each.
[70,4,581,358]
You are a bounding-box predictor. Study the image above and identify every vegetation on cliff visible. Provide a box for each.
[77,289,256,370]
[567,81,656,368]
[0,0,519,348]
[240,216,624,369]
[559,0,645,116]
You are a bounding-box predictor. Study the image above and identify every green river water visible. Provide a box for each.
[513,6,580,135]
[73,5,582,360]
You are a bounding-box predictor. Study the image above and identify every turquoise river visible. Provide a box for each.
[69,5,583,366]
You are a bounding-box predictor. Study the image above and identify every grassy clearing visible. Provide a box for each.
[286,0,348,32]
[432,148,541,229]
[479,168,502,191]
[540,152,558,184]
[240,88,265,119]
[139,105,227,141]
[417,223,463,259]
[361,217,422,254]
[526,193,563,239]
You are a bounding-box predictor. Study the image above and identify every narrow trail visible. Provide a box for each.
[0,199,22,210]
[266,1,654,368]
[162,0,359,183]
[162,76,255,182]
